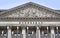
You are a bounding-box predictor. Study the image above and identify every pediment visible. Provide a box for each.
[6,7,58,18]
[0,2,60,18]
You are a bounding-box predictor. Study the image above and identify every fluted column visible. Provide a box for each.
[7,26,11,38]
[36,26,40,38]
[51,27,55,38]
[22,27,26,38]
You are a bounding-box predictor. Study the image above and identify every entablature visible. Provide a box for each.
[0,17,60,21]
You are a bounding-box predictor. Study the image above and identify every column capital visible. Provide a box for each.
[36,26,40,29]
[17,26,19,30]
[7,26,9,29]
[56,26,58,30]
[27,26,29,30]
[47,26,48,30]
[7,26,11,29]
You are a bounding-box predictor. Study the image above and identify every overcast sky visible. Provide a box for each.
[0,0,60,10]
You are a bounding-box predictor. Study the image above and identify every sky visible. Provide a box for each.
[0,0,60,10]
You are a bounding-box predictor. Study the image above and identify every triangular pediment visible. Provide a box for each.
[5,7,59,18]
[0,2,60,18]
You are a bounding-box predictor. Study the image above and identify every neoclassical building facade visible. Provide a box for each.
[0,2,60,38]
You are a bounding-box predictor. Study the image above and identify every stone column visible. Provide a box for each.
[56,27,58,35]
[17,26,19,38]
[51,27,55,38]
[27,27,29,34]
[7,26,11,38]
[26,27,29,38]
[2,31,4,38]
[47,26,49,38]
[36,26,40,38]
[22,27,26,38]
